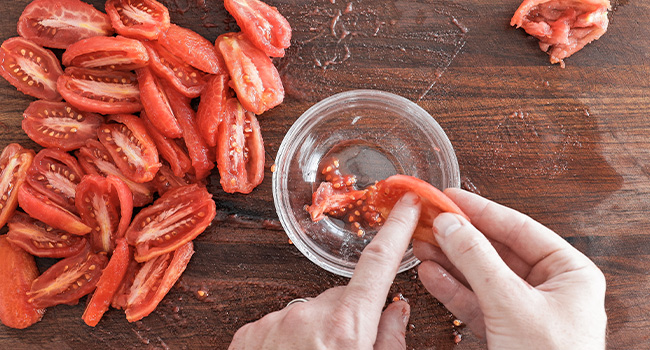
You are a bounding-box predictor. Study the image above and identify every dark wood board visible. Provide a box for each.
[1,0,649,349]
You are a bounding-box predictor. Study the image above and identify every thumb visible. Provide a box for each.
[374,300,409,350]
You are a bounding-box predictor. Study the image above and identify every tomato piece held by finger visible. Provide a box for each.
[0,37,63,101]
[159,24,225,75]
[7,211,87,258]
[105,0,171,40]
[142,41,207,98]
[136,66,182,138]
[26,148,85,213]
[62,35,149,71]
[196,74,229,147]
[224,0,292,57]
[126,184,215,262]
[0,144,35,229]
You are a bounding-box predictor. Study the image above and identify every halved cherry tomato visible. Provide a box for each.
[22,101,104,151]
[0,144,35,229]
[126,184,215,262]
[159,24,226,75]
[57,67,142,115]
[136,67,182,138]
[105,0,171,40]
[224,0,292,57]
[125,241,194,322]
[142,41,207,98]
[0,37,63,101]
[110,257,139,310]
[150,163,197,195]
[18,183,91,236]
[26,148,85,213]
[76,175,133,254]
[7,211,87,258]
[77,140,155,207]
[98,114,161,184]
[0,236,45,329]
[197,74,229,147]
[142,111,192,177]
[82,238,131,327]
[217,98,265,194]
[62,36,149,71]
[17,0,114,50]
[216,32,284,115]
[27,246,108,308]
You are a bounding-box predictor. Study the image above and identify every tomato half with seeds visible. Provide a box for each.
[151,164,195,195]
[26,148,85,213]
[7,211,87,258]
[306,182,366,222]
[57,67,142,115]
[62,35,149,71]
[216,32,284,115]
[76,175,133,254]
[0,236,45,329]
[77,140,155,207]
[197,74,229,147]
[27,246,108,308]
[82,238,131,327]
[125,241,194,322]
[0,37,63,101]
[143,41,207,98]
[105,0,171,40]
[98,114,161,183]
[142,112,192,177]
[224,0,292,57]
[217,98,265,194]
[126,184,215,262]
[17,0,114,50]
[0,144,35,229]
[159,24,226,75]
[18,183,91,236]
[136,66,182,138]
[22,101,104,151]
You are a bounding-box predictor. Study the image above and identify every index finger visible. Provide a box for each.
[342,192,421,317]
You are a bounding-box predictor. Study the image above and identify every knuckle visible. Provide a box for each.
[383,213,414,231]
[363,240,398,265]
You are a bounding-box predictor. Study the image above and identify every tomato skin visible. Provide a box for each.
[125,241,194,322]
[0,237,45,329]
[159,24,226,75]
[17,0,114,50]
[217,98,265,194]
[22,101,104,151]
[27,148,85,213]
[57,67,142,115]
[136,66,182,138]
[28,246,108,309]
[142,41,207,98]
[216,32,284,115]
[0,37,63,101]
[7,211,87,258]
[142,111,192,177]
[62,35,149,71]
[224,0,292,57]
[126,184,215,262]
[105,0,171,41]
[82,238,131,327]
[197,74,230,147]
[0,144,35,229]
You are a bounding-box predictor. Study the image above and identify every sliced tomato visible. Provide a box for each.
[142,41,207,98]
[0,236,45,329]
[125,241,194,322]
[0,144,35,229]
[76,140,155,207]
[82,238,131,327]
[26,148,85,213]
[76,175,133,254]
[17,0,114,50]
[62,35,149,71]
[105,0,171,40]
[57,67,142,115]
[22,101,104,151]
[126,184,215,262]
[110,257,139,310]
[151,163,197,195]
[217,98,265,194]
[136,66,182,138]
[0,37,63,101]
[18,183,91,236]
[27,246,108,308]
[6,211,87,258]
[142,111,192,177]
[159,24,226,75]
[216,32,284,115]
[224,0,292,57]
[197,74,230,147]
[306,182,366,222]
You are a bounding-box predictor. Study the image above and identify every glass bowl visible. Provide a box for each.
[272,90,460,277]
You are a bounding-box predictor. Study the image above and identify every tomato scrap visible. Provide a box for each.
[136,66,183,138]
[224,0,292,57]
[105,0,171,41]
[7,211,87,258]
[159,24,226,75]
[62,35,150,71]
[196,74,230,147]
[142,41,207,98]
[0,144,35,229]
[26,148,85,213]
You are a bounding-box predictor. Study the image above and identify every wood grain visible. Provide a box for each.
[1,0,649,349]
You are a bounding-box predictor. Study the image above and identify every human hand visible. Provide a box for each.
[414,188,607,349]
[228,193,422,350]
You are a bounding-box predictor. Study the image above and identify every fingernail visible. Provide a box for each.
[401,304,410,328]
[399,192,420,206]
[433,213,462,238]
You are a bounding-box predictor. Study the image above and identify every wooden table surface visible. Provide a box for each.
[1,0,649,349]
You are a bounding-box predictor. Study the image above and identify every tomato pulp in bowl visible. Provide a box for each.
[272,90,460,278]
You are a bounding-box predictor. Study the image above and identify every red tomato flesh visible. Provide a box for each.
[142,111,192,177]
[0,144,35,229]
[142,41,207,98]
[7,211,87,258]
[159,24,226,75]
[62,35,149,71]
[105,0,171,41]
[136,66,182,138]
[224,0,292,57]
[26,148,85,213]
[196,74,230,147]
